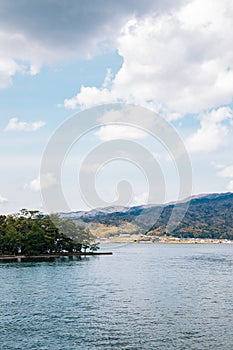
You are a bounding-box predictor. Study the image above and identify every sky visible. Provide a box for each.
[0,0,233,214]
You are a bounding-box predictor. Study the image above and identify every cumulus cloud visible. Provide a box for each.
[95,125,147,141]
[4,118,46,131]
[0,58,20,88]
[217,165,233,192]
[185,107,233,153]
[24,177,41,192]
[0,0,183,88]
[132,192,148,206]
[24,173,58,192]
[0,194,8,204]
[64,0,233,117]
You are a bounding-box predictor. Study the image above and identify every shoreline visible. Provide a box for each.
[99,236,233,245]
[0,251,112,260]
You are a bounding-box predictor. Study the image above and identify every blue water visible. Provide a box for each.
[0,244,233,349]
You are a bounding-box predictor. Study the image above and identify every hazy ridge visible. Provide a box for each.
[60,192,233,240]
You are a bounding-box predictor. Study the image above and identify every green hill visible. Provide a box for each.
[64,193,233,240]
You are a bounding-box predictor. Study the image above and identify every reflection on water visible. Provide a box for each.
[0,244,233,349]
[0,255,83,267]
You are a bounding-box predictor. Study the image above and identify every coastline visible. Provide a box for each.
[99,235,233,245]
[0,251,112,260]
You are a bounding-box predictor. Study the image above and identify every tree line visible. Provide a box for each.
[0,209,99,256]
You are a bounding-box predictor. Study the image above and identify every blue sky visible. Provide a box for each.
[0,0,233,214]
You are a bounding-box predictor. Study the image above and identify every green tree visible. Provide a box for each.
[0,210,98,256]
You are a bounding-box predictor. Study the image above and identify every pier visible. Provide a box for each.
[0,252,113,260]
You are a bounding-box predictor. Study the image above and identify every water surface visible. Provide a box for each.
[0,244,233,349]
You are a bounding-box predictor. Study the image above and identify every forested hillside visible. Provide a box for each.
[63,193,233,240]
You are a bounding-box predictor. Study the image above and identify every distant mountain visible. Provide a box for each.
[60,192,233,240]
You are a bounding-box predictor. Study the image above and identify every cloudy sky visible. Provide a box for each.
[1,0,233,214]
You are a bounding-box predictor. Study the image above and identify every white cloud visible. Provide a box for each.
[0,0,183,88]
[63,85,113,110]
[28,64,41,76]
[24,177,41,192]
[185,107,233,153]
[227,180,233,191]
[216,164,233,192]
[0,195,8,204]
[210,161,225,170]
[0,31,58,87]
[4,118,46,132]
[218,165,233,179]
[0,58,20,88]
[64,0,233,118]
[132,192,148,205]
[95,125,147,141]
[24,173,58,192]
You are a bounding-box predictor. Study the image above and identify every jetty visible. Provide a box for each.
[0,251,112,261]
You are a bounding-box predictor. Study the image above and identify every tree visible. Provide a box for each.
[89,243,100,253]
[0,210,98,256]
[49,214,96,252]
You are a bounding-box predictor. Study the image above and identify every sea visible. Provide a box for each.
[0,243,233,349]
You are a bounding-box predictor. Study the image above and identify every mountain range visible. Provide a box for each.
[60,192,233,240]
